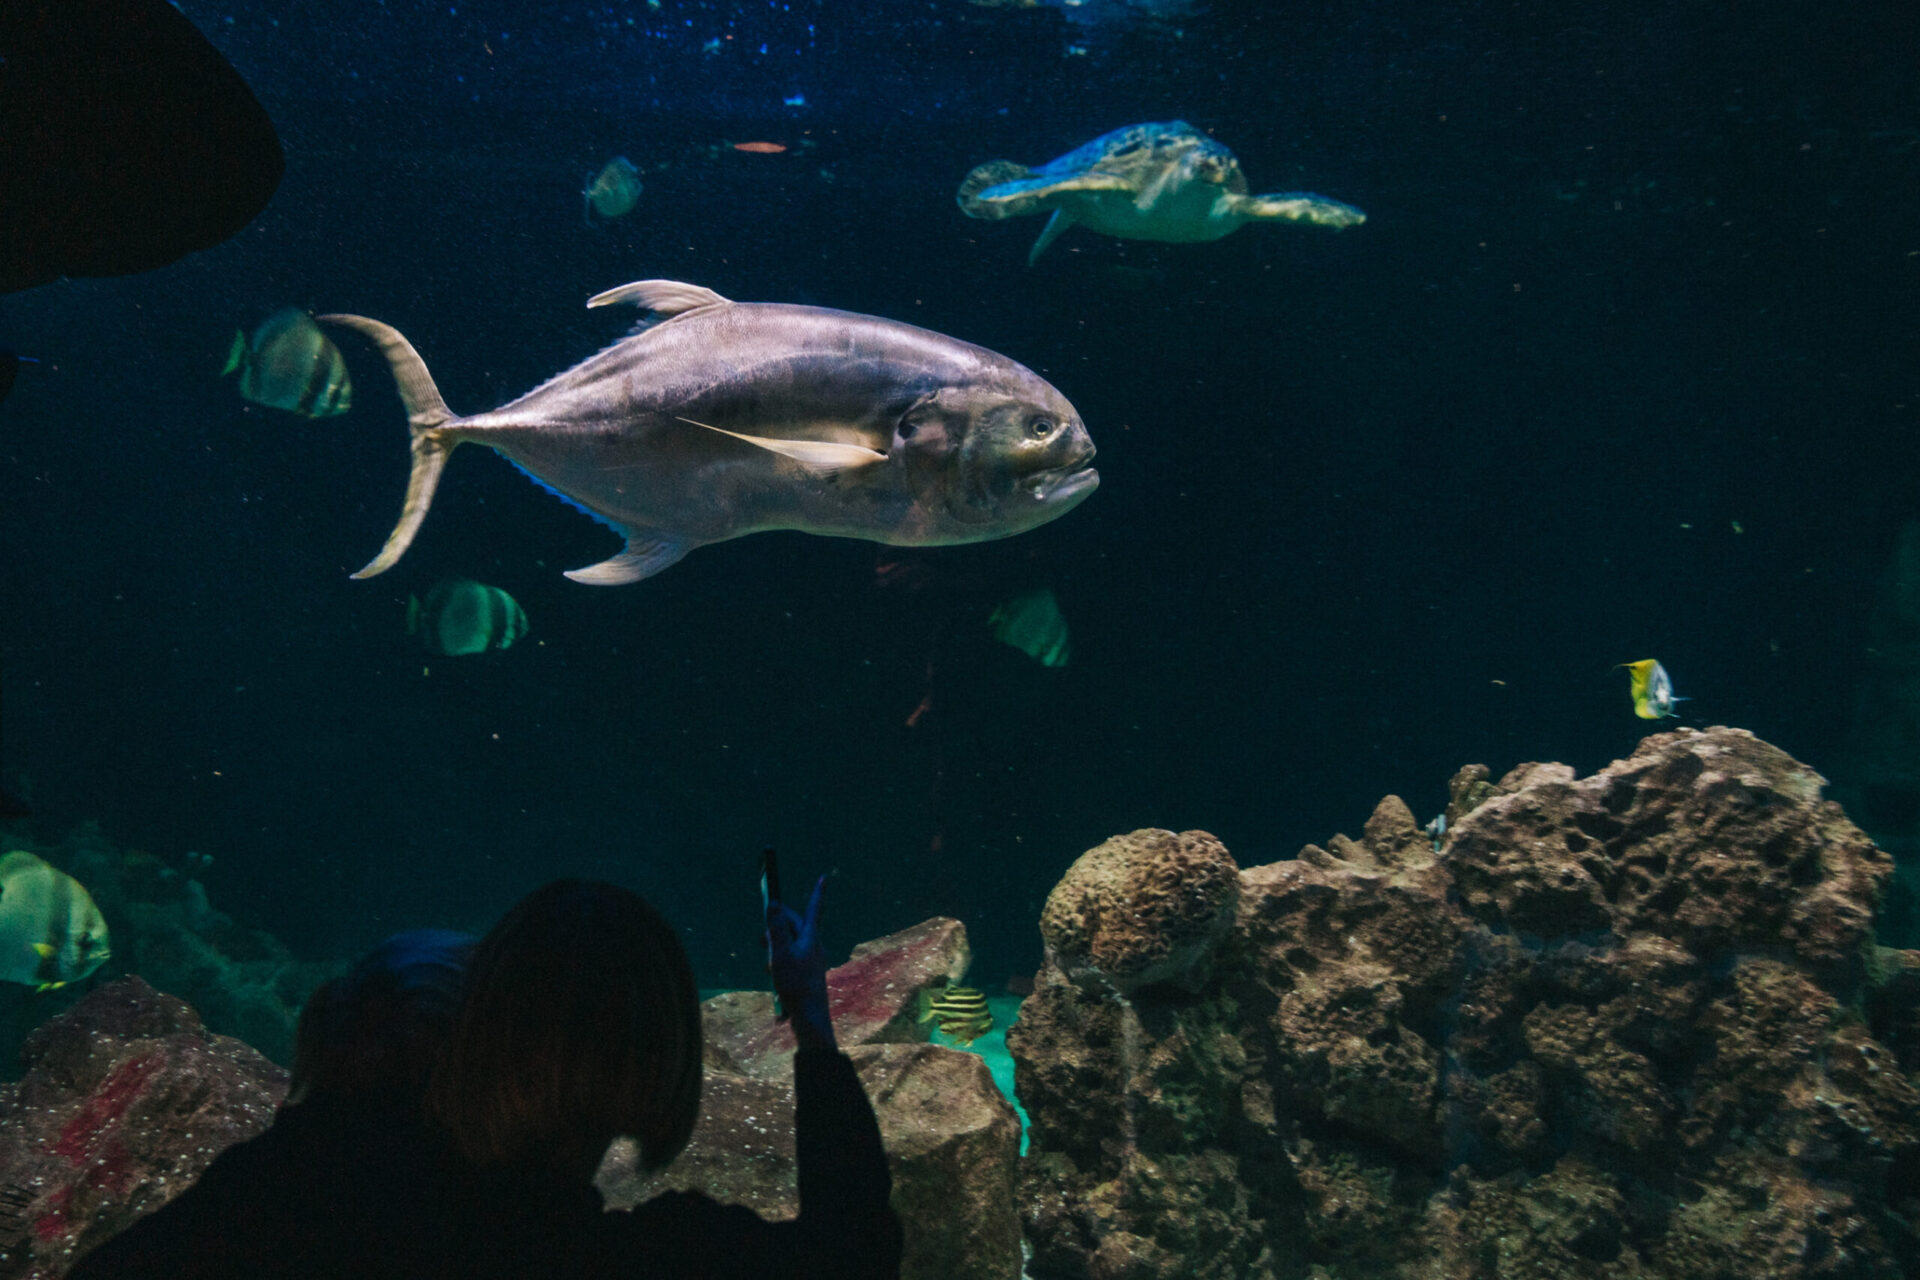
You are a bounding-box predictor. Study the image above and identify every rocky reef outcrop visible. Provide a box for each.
[1014,727,1920,1279]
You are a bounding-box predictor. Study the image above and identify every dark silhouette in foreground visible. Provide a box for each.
[69,877,902,1278]
[0,0,283,294]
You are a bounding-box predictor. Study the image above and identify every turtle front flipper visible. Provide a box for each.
[959,162,1134,220]
[957,160,1039,218]
[1028,210,1078,265]
[1232,191,1367,229]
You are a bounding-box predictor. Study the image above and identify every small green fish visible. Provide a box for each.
[583,156,643,224]
[0,851,111,992]
[916,983,994,1046]
[408,579,529,656]
[222,308,351,418]
[989,588,1070,667]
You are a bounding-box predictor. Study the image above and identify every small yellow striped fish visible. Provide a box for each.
[222,308,352,418]
[915,983,993,1046]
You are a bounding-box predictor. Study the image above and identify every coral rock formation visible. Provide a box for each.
[1012,727,1920,1279]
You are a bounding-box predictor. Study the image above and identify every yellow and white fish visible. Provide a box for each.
[916,983,994,1046]
[0,850,111,991]
[1616,659,1686,720]
[223,308,352,418]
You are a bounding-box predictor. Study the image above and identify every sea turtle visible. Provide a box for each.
[957,121,1365,265]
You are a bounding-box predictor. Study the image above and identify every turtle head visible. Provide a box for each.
[1175,133,1251,192]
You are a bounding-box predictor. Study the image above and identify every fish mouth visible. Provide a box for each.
[1023,450,1099,501]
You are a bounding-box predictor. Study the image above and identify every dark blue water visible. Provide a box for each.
[4,0,1917,990]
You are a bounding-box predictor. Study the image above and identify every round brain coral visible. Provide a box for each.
[1039,828,1240,995]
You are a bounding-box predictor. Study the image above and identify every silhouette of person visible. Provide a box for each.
[420,876,903,1278]
[72,878,902,1279]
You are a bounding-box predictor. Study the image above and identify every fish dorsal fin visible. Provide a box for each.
[675,417,887,477]
[565,531,694,585]
[586,280,732,316]
[0,850,44,880]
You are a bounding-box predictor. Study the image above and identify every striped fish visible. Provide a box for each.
[223,308,352,418]
[915,983,993,1046]
[407,579,529,656]
[0,851,111,992]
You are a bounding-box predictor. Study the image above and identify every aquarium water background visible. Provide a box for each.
[2,0,1918,1012]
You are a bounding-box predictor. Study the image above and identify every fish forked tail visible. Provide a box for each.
[317,314,459,579]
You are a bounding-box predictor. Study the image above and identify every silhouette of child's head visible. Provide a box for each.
[290,928,477,1106]
[428,880,703,1177]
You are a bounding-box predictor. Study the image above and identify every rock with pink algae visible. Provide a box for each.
[1013,728,1920,1280]
[703,916,971,1078]
[0,977,286,1277]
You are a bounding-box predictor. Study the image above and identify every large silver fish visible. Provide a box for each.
[322,280,1098,584]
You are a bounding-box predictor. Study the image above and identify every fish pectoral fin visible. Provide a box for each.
[586,280,732,315]
[564,531,693,585]
[31,943,56,958]
[1028,210,1077,265]
[674,417,888,477]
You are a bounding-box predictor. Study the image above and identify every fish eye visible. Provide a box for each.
[1027,417,1055,439]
